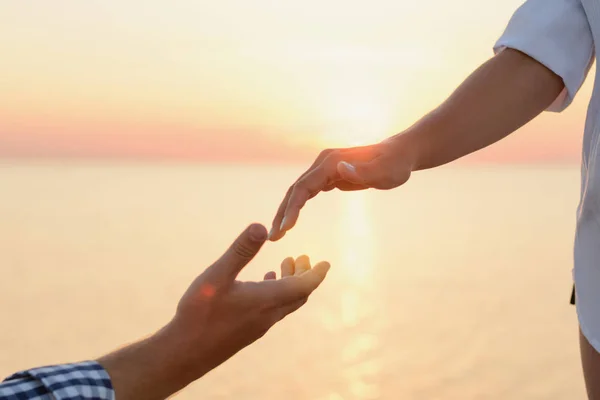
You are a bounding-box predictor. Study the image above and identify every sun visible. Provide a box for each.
[319,94,395,148]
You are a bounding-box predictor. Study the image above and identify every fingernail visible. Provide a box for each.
[340,161,356,173]
[249,224,267,241]
[279,216,288,232]
[267,227,274,240]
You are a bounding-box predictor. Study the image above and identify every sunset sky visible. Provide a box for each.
[0,0,594,163]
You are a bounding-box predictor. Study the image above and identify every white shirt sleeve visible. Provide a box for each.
[495,0,595,112]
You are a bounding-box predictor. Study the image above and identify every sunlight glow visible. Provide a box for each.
[0,0,588,162]
[320,95,394,147]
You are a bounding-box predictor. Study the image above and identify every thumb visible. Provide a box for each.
[337,161,363,184]
[205,223,268,284]
[338,158,409,189]
[337,160,382,185]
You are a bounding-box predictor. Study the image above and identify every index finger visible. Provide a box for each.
[269,149,337,241]
[270,144,377,239]
[279,159,339,233]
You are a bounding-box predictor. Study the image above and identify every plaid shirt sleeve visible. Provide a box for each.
[0,361,114,399]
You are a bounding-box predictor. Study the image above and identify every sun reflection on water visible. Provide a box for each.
[340,192,375,282]
[334,192,383,399]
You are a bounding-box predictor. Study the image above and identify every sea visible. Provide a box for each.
[0,162,586,399]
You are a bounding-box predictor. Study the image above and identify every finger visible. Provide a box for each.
[280,257,295,278]
[322,182,336,192]
[204,223,268,284]
[264,271,277,280]
[336,181,368,191]
[338,159,389,187]
[300,261,330,289]
[265,261,331,304]
[294,255,311,276]
[268,187,293,241]
[272,144,378,238]
[337,161,364,184]
[324,180,366,192]
[281,159,339,233]
[269,149,337,241]
[341,156,409,190]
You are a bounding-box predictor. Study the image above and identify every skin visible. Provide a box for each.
[268,48,600,393]
[268,48,564,240]
[581,329,600,399]
[98,223,330,400]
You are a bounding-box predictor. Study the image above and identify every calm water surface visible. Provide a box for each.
[0,162,585,399]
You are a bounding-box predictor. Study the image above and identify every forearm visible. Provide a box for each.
[393,48,564,170]
[97,322,204,400]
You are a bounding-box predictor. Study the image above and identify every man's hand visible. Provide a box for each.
[172,224,330,373]
[98,223,330,400]
[268,140,415,241]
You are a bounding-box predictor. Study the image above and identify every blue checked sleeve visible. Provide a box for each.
[0,361,114,400]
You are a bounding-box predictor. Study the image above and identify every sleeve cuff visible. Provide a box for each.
[5,361,115,400]
[492,0,595,113]
[494,45,569,112]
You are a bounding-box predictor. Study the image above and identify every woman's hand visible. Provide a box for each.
[269,49,564,242]
[268,139,415,241]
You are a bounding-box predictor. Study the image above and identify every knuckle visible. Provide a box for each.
[233,240,256,259]
[285,184,294,196]
[318,148,335,159]
[322,151,340,165]
[291,182,310,202]
[293,180,307,193]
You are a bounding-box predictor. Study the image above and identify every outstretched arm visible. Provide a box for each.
[1,225,330,400]
[393,48,563,171]
[268,48,562,241]
[269,0,594,241]
[98,224,330,400]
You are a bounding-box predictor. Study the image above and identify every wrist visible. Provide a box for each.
[145,319,213,391]
[157,318,215,381]
[97,320,210,400]
[383,130,422,172]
